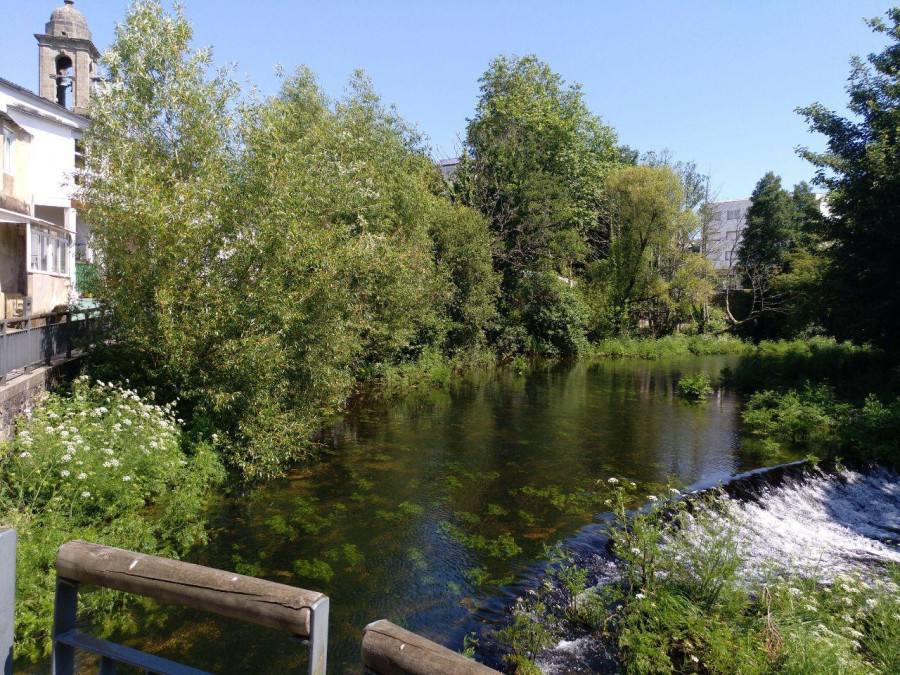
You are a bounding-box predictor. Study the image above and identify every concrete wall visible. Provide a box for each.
[27,272,69,314]
[0,357,80,440]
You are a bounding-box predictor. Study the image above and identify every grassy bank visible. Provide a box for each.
[0,378,223,662]
[591,333,751,360]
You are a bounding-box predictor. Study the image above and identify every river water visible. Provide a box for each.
[109,356,778,673]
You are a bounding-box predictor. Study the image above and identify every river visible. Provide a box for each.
[107,355,779,673]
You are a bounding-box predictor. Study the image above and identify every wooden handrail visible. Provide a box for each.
[56,541,325,638]
[362,620,500,675]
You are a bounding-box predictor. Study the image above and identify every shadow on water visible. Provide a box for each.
[92,355,790,674]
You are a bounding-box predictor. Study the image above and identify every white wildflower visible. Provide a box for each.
[607,477,619,484]
[77,473,87,480]
[81,491,90,498]
[122,475,131,482]
[60,470,70,478]
[61,454,72,462]
[19,451,32,458]
[635,593,645,600]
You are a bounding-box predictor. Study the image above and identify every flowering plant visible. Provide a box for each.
[0,377,223,661]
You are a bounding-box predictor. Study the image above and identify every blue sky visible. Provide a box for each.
[2,1,889,199]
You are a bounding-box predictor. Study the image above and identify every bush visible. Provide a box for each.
[676,373,714,403]
[592,334,749,360]
[0,377,223,661]
[742,384,900,464]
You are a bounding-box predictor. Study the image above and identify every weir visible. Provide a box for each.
[533,462,900,674]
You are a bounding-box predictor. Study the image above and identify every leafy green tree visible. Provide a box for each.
[80,2,497,476]
[458,54,619,352]
[77,0,240,418]
[798,7,900,351]
[738,172,795,272]
[586,164,706,334]
[728,173,826,335]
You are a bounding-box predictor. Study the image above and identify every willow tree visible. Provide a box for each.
[80,2,497,476]
[586,164,710,333]
[77,1,240,420]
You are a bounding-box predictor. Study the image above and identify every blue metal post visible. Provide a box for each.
[0,529,16,675]
[307,596,329,675]
[51,579,78,675]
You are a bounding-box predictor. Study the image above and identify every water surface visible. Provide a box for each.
[115,356,769,673]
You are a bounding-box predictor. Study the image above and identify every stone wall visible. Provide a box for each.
[0,357,80,440]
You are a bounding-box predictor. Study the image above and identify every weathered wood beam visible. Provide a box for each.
[361,619,500,675]
[56,540,324,638]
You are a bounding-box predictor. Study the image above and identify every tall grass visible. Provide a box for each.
[592,334,750,360]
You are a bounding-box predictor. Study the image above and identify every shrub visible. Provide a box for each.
[676,373,714,402]
[0,377,223,661]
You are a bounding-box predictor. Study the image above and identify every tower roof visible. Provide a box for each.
[46,0,92,41]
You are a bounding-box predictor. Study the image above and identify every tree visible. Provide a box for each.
[80,2,498,476]
[725,173,826,335]
[738,172,795,272]
[458,54,620,353]
[586,164,707,334]
[798,7,900,351]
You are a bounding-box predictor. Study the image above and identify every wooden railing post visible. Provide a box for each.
[0,529,16,675]
[361,620,500,675]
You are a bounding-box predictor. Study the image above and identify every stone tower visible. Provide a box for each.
[35,0,100,115]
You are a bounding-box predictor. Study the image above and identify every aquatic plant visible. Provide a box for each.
[676,373,714,403]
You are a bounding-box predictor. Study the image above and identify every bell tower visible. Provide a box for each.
[35,0,100,115]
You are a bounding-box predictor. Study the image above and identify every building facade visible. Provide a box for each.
[703,198,751,277]
[0,1,96,319]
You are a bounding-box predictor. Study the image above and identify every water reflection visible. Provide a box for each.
[109,356,765,674]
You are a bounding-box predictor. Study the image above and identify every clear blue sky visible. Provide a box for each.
[2,0,890,199]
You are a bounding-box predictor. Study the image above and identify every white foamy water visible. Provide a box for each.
[720,466,900,580]
[537,465,900,673]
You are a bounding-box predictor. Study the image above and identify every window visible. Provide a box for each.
[726,209,742,221]
[2,129,13,175]
[30,227,69,275]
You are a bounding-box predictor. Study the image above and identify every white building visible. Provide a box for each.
[703,198,751,273]
[0,1,96,318]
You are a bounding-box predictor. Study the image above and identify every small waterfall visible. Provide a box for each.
[534,464,900,674]
[714,465,900,580]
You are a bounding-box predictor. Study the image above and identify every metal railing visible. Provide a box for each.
[0,308,100,384]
